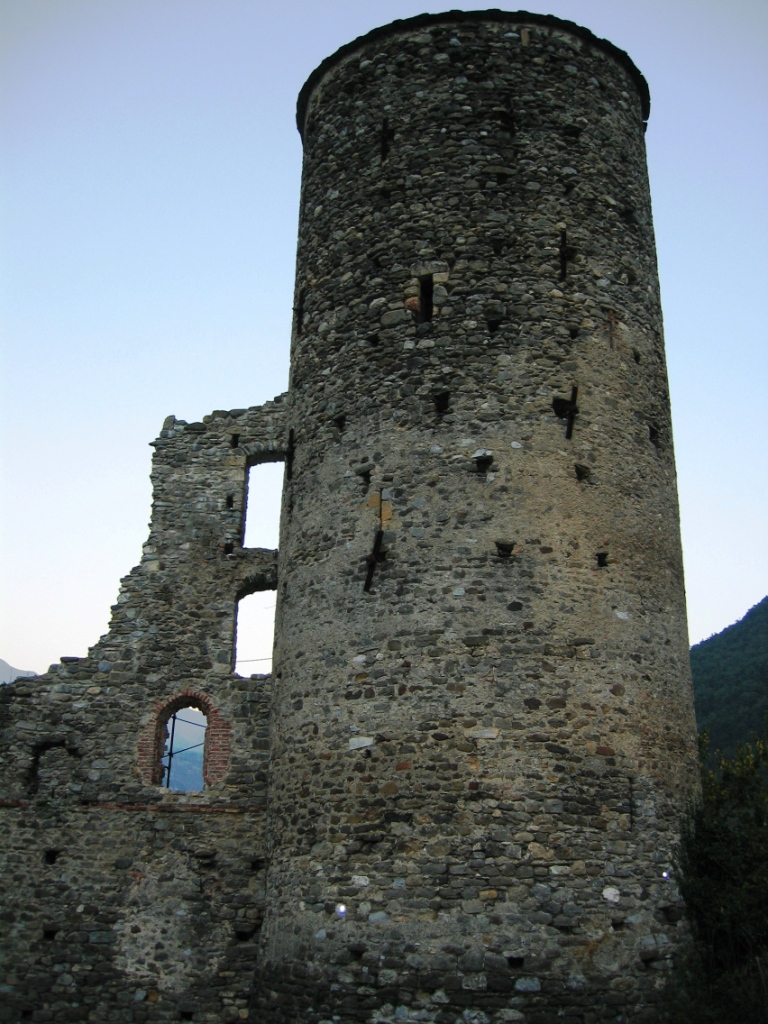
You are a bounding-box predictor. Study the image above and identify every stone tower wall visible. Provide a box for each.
[257,12,698,1022]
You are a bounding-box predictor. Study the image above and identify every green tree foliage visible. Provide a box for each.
[690,596,768,755]
[665,730,768,1022]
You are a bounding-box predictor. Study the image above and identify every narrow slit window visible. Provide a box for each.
[295,287,306,336]
[418,275,434,323]
[286,429,295,480]
[380,118,395,161]
[243,462,284,549]
[161,706,207,792]
[235,591,277,676]
[558,229,576,282]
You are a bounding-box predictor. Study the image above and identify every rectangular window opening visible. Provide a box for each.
[235,590,277,677]
[434,391,450,415]
[418,275,434,323]
[243,462,284,550]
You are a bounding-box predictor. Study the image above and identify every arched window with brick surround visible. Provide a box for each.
[161,705,207,791]
[137,690,232,790]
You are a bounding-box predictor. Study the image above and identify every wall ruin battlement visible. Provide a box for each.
[1,12,698,1023]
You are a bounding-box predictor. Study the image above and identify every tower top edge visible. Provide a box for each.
[296,9,650,136]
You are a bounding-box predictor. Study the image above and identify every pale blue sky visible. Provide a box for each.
[1,0,766,672]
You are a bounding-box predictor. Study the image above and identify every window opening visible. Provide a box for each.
[243,462,283,549]
[552,386,579,439]
[497,106,517,136]
[380,118,395,161]
[559,229,575,281]
[235,590,277,675]
[286,429,295,480]
[434,391,451,415]
[161,706,207,792]
[295,286,306,336]
[418,275,434,323]
[230,433,240,449]
[473,452,494,474]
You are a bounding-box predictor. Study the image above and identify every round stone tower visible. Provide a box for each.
[257,12,698,1021]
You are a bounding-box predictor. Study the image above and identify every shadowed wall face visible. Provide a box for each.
[258,12,698,1021]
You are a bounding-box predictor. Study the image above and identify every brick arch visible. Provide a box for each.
[136,689,232,787]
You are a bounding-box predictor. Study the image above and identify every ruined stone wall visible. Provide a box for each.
[257,12,699,1023]
[0,400,285,1022]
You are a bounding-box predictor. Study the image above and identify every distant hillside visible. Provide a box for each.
[0,659,35,685]
[690,597,768,755]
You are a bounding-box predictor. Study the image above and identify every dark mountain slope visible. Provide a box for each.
[690,596,768,755]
